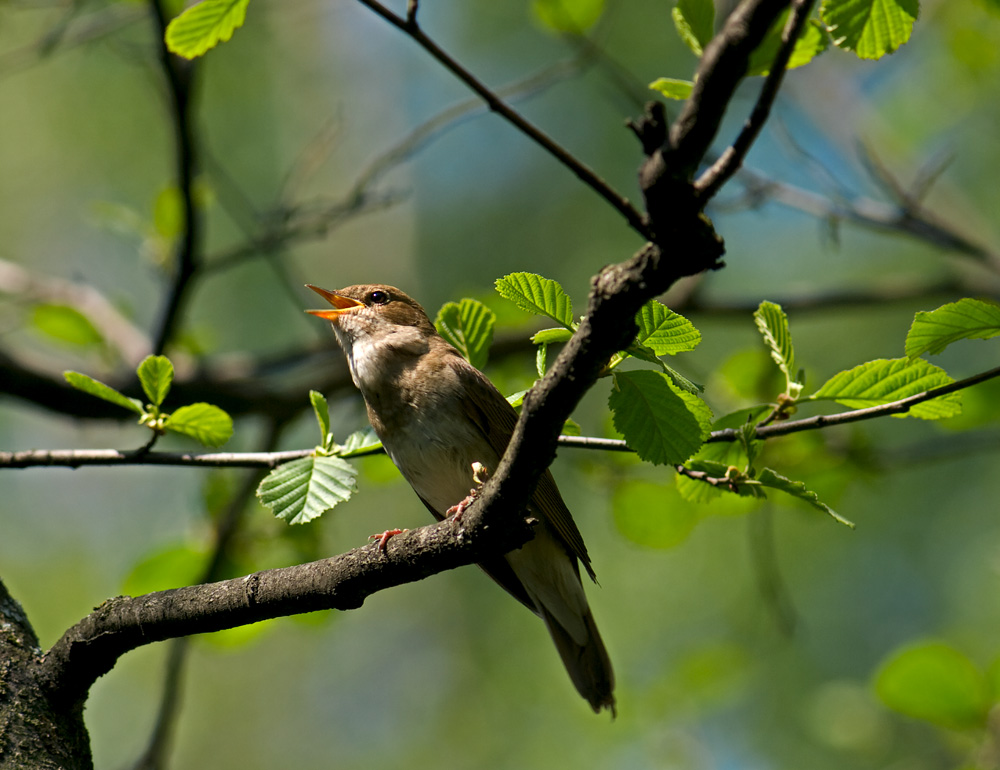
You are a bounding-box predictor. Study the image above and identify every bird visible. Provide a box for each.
[306,283,616,714]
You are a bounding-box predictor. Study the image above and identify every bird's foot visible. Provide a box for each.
[446,462,490,522]
[369,528,407,552]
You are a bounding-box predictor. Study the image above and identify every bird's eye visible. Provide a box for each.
[367,290,390,306]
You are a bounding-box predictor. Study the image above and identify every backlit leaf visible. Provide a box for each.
[435,298,496,371]
[166,403,233,447]
[165,0,250,59]
[137,355,174,407]
[495,273,574,328]
[64,371,144,415]
[905,298,1000,357]
[811,358,961,419]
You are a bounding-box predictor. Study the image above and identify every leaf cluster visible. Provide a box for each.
[65,355,233,448]
[652,0,919,101]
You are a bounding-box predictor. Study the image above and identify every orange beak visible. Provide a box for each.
[305,284,363,320]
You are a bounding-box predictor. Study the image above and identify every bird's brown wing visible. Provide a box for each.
[450,355,597,581]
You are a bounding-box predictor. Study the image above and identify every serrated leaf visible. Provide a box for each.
[756,468,854,527]
[821,0,918,60]
[649,78,694,101]
[610,370,711,465]
[165,0,250,59]
[874,641,990,729]
[532,0,604,32]
[338,427,383,457]
[32,304,103,347]
[613,479,699,548]
[310,390,332,447]
[747,15,830,76]
[811,358,962,419]
[905,298,1000,358]
[754,301,796,387]
[137,355,174,407]
[64,371,144,414]
[435,298,496,371]
[536,344,548,377]
[166,403,233,447]
[495,273,574,328]
[257,455,358,525]
[636,301,701,355]
[672,0,714,56]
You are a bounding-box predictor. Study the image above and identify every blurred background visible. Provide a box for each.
[3,0,1000,768]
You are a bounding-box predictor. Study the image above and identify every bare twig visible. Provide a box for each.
[353,0,650,237]
[696,0,816,200]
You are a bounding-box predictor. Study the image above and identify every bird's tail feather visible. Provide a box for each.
[539,604,616,716]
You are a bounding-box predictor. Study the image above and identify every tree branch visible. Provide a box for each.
[39,504,534,709]
[353,0,650,237]
[695,0,816,200]
[148,0,201,355]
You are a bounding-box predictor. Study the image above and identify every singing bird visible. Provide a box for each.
[306,283,615,714]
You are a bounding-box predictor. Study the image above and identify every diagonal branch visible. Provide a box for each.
[353,0,650,237]
[695,0,816,200]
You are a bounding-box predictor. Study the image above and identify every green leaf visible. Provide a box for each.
[635,301,701,355]
[754,301,797,390]
[755,468,855,527]
[531,327,574,345]
[677,441,749,503]
[164,0,250,59]
[672,0,715,56]
[137,355,174,407]
[153,185,185,239]
[532,0,604,32]
[257,455,358,525]
[649,78,694,101]
[874,641,990,729]
[310,390,332,449]
[613,480,699,548]
[536,344,548,377]
[122,542,207,596]
[811,358,962,420]
[337,427,383,457]
[435,298,496,371]
[905,298,1000,357]
[495,273,574,328]
[166,403,233,447]
[64,371,144,415]
[610,370,711,465]
[821,0,919,60]
[746,15,830,76]
[32,304,103,347]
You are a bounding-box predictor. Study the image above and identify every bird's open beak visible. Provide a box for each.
[305,284,363,320]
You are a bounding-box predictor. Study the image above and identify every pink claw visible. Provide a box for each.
[369,528,406,552]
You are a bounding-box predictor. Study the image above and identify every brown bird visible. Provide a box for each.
[306,283,615,714]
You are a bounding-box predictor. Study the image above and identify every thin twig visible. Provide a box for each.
[130,421,286,770]
[710,363,1000,442]
[353,0,650,238]
[7,362,998,469]
[696,0,816,200]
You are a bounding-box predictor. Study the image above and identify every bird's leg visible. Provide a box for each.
[446,462,490,522]
[369,528,407,552]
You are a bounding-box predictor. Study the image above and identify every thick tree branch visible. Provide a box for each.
[38,506,534,710]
